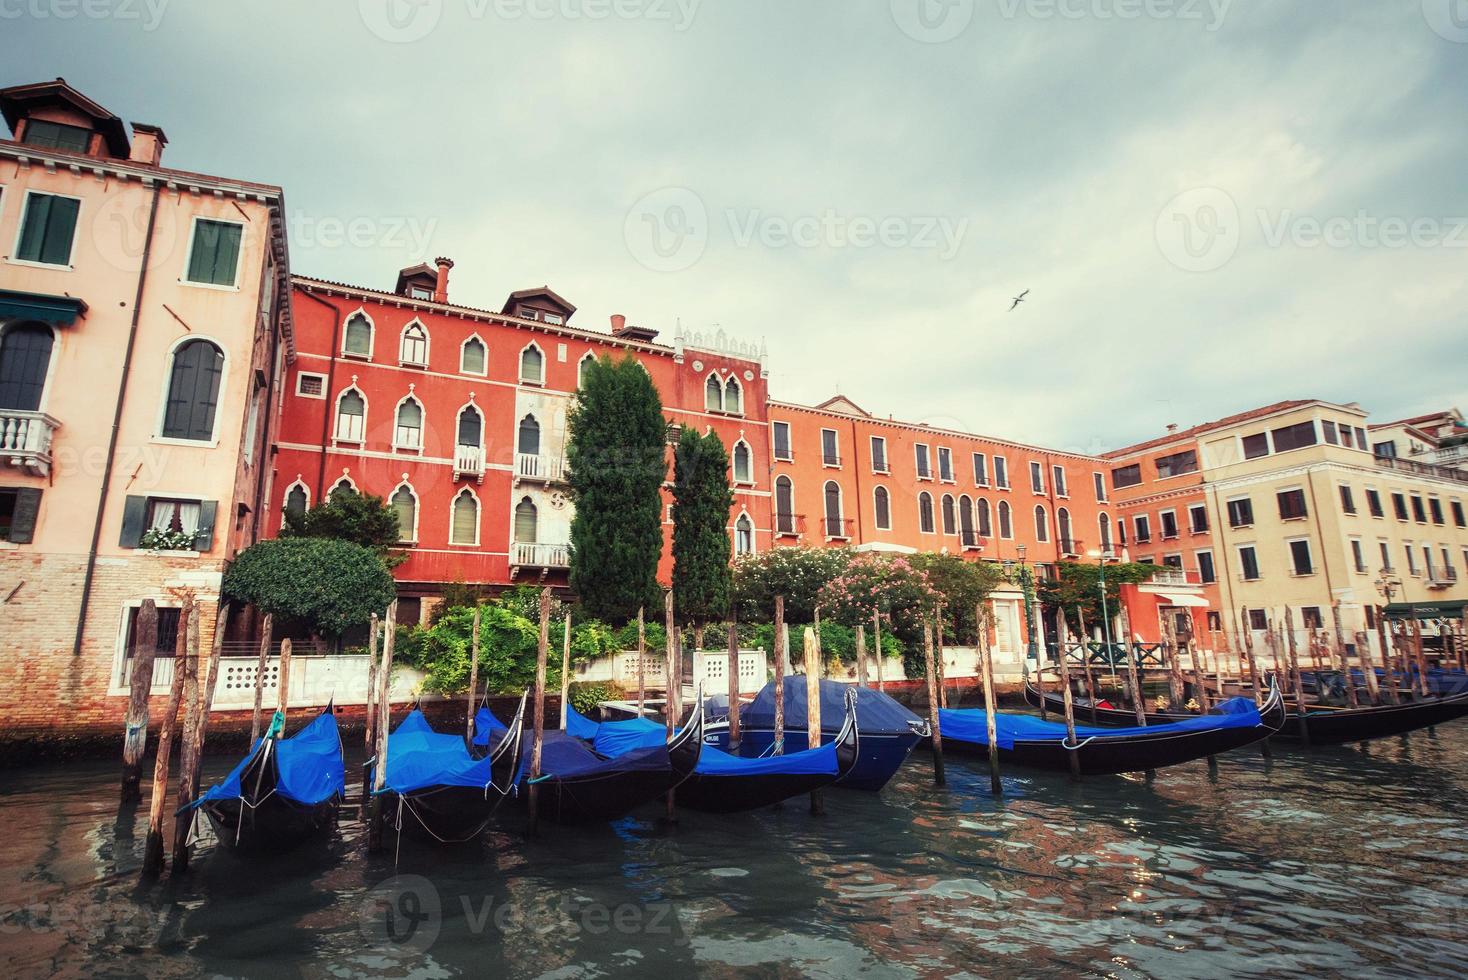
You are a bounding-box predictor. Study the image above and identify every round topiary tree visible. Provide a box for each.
[223,537,397,646]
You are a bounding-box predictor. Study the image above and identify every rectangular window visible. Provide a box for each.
[870,436,888,473]
[1354,427,1368,450]
[1196,550,1216,584]
[0,487,41,544]
[1134,514,1151,544]
[938,447,954,482]
[772,421,792,461]
[1207,611,1223,632]
[1405,543,1419,575]
[1277,488,1308,521]
[1052,465,1068,497]
[1238,546,1260,581]
[1374,441,1397,458]
[1159,510,1179,539]
[1111,464,1142,489]
[993,455,1009,489]
[1242,433,1270,459]
[1442,547,1455,580]
[1379,541,1393,572]
[1428,498,1444,525]
[1227,497,1254,528]
[1424,546,1436,579]
[1340,426,1354,449]
[1188,504,1208,533]
[1029,461,1045,494]
[1154,449,1199,479]
[1162,553,1183,569]
[914,443,931,479]
[185,218,244,286]
[1351,538,1367,573]
[1271,421,1317,453]
[821,429,840,467]
[1392,492,1409,521]
[1302,607,1323,629]
[21,119,92,152]
[1453,500,1466,528]
[15,192,80,266]
[1116,518,1127,547]
[1289,539,1313,576]
[295,372,326,399]
[972,453,989,486]
[1366,489,1384,518]
[1246,608,1268,630]
[1410,495,1427,523]
[1338,484,1356,515]
[1093,472,1107,502]
[1322,420,1338,445]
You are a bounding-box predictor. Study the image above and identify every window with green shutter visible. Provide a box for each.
[162,339,224,441]
[21,120,92,153]
[1,487,42,543]
[185,219,243,286]
[16,193,81,266]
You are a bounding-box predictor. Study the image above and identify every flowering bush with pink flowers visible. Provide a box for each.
[815,553,942,643]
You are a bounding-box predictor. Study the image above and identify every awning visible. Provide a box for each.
[1383,600,1465,621]
[1156,592,1210,608]
[0,290,88,325]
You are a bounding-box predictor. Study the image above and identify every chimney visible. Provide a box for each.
[610,313,627,334]
[128,123,167,166]
[433,256,454,303]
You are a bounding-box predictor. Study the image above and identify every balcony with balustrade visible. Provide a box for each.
[774,512,806,538]
[515,452,566,485]
[510,540,571,580]
[824,516,853,542]
[0,410,59,477]
[454,443,485,483]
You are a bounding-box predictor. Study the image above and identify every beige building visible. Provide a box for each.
[0,79,292,738]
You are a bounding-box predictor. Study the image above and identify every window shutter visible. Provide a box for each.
[192,500,218,551]
[119,495,148,548]
[8,488,42,543]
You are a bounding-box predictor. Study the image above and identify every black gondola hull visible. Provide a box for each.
[199,748,339,852]
[674,771,836,813]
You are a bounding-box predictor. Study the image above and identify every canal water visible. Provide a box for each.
[3,723,1466,978]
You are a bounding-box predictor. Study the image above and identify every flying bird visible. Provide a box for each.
[1008,289,1029,312]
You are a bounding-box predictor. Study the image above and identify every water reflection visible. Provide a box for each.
[0,725,1465,978]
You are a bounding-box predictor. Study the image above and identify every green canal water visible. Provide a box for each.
[2,722,1466,978]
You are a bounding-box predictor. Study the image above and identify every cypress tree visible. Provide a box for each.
[672,428,734,648]
[566,355,667,623]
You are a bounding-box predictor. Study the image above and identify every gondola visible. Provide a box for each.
[190,706,345,852]
[704,676,927,791]
[567,689,862,813]
[1024,676,1468,745]
[481,697,706,824]
[377,692,527,844]
[941,683,1285,775]
[1295,667,1468,699]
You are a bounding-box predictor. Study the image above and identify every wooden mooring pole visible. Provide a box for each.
[466,606,481,740]
[169,602,202,873]
[120,598,159,803]
[773,596,786,754]
[935,602,948,710]
[1054,611,1081,780]
[142,593,192,878]
[727,609,741,750]
[559,611,572,731]
[872,607,885,693]
[976,604,1001,796]
[922,621,945,787]
[248,610,272,745]
[1283,609,1310,745]
[1375,606,1400,705]
[527,589,550,834]
[1118,603,1146,725]
[663,591,678,821]
[855,624,868,688]
[1075,605,1098,724]
[804,626,825,814]
[636,606,646,718]
[363,613,378,817]
[366,600,397,852]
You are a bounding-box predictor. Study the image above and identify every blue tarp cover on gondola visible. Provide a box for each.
[741,677,925,735]
[940,697,1264,750]
[569,706,840,776]
[383,710,497,794]
[524,731,672,782]
[472,706,508,746]
[194,710,345,807]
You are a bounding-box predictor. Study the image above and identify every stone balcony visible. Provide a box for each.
[0,410,59,477]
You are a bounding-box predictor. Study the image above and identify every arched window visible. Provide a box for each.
[1057,507,1072,552]
[394,396,423,450]
[460,335,486,375]
[514,496,538,543]
[823,481,844,538]
[1034,504,1049,543]
[1099,511,1112,552]
[517,414,541,456]
[959,494,975,545]
[724,376,743,415]
[162,339,224,441]
[335,388,366,442]
[400,320,428,366]
[918,491,935,534]
[331,477,355,500]
[735,513,754,556]
[873,486,891,530]
[282,482,308,525]
[775,475,795,534]
[977,498,992,537]
[390,484,417,543]
[941,493,957,535]
[0,322,54,412]
[457,405,482,448]
[450,489,479,545]
[343,311,372,357]
[998,500,1013,539]
[705,373,723,412]
[578,352,597,388]
[519,344,544,384]
[733,441,752,483]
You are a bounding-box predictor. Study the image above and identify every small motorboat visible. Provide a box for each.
[191,707,345,852]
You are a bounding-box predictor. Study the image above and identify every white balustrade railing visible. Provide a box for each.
[0,410,59,475]
[512,541,571,569]
[114,653,424,707]
[516,453,565,483]
[454,443,484,480]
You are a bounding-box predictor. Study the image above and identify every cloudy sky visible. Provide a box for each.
[8,1,1465,452]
